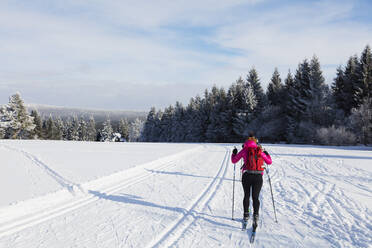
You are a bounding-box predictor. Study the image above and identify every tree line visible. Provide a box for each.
[142,45,372,145]
[0,93,144,142]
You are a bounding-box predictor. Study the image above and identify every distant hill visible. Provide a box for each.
[26,104,147,123]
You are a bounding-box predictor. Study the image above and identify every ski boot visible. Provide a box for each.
[242,211,249,230]
[252,213,259,229]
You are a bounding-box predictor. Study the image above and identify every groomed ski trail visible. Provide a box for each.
[144,147,230,248]
[168,145,372,248]
[0,143,83,193]
[0,143,371,247]
[0,145,201,239]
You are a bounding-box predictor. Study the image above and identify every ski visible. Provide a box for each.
[250,219,258,243]
[250,227,256,243]
[241,219,248,231]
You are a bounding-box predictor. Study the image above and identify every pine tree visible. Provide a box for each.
[307,55,329,126]
[230,77,257,139]
[332,66,347,114]
[344,55,364,114]
[64,117,72,140]
[101,119,113,141]
[246,68,265,116]
[283,70,301,143]
[0,93,35,139]
[142,107,157,142]
[360,45,372,100]
[267,68,284,106]
[46,115,57,140]
[153,110,163,142]
[171,102,186,142]
[129,118,144,142]
[119,118,129,141]
[70,116,80,141]
[87,116,97,141]
[30,110,43,139]
[349,98,372,145]
[184,96,204,142]
[206,86,230,142]
[159,105,174,142]
[54,117,64,140]
[78,119,88,141]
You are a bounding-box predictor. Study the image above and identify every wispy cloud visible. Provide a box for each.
[0,0,371,110]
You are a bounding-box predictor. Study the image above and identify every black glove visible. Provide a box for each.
[263,150,269,156]
[242,144,244,148]
[233,148,238,155]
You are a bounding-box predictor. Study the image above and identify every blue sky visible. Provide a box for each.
[0,0,371,111]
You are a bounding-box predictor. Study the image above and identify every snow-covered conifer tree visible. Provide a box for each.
[46,115,57,140]
[171,102,186,142]
[78,119,88,141]
[54,117,64,140]
[206,86,231,142]
[129,118,144,142]
[230,77,257,140]
[307,55,330,126]
[267,68,284,106]
[87,116,97,141]
[343,55,364,114]
[184,96,204,142]
[332,66,347,114]
[30,110,43,139]
[64,118,72,140]
[0,93,35,139]
[360,45,372,100]
[283,70,301,143]
[119,118,129,141]
[159,105,174,142]
[349,98,372,145]
[70,116,80,141]
[246,68,265,116]
[142,107,156,142]
[101,119,113,141]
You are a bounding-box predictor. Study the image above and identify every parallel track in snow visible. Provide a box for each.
[0,146,200,239]
[144,147,231,248]
[0,143,83,193]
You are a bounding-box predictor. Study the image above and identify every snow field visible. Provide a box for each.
[0,140,371,247]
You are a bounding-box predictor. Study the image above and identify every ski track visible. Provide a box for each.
[0,145,201,240]
[0,143,371,247]
[170,146,371,248]
[0,143,82,194]
[144,147,230,248]
[269,147,372,248]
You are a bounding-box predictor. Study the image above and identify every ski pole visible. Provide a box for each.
[232,161,236,220]
[265,167,278,223]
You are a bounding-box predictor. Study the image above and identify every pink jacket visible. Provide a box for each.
[231,140,272,174]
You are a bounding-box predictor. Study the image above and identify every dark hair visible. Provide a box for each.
[248,132,255,137]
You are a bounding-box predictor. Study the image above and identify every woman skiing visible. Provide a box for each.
[231,133,272,228]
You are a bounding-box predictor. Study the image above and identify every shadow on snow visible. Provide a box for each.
[88,190,241,230]
[145,169,239,182]
[272,153,372,160]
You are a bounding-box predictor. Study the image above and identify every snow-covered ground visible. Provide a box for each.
[0,140,371,247]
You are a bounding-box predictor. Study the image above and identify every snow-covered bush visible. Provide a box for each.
[315,126,357,146]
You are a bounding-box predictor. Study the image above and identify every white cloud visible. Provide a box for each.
[0,0,371,109]
[208,0,372,85]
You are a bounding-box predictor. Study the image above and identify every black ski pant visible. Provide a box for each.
[242,172,263,216]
